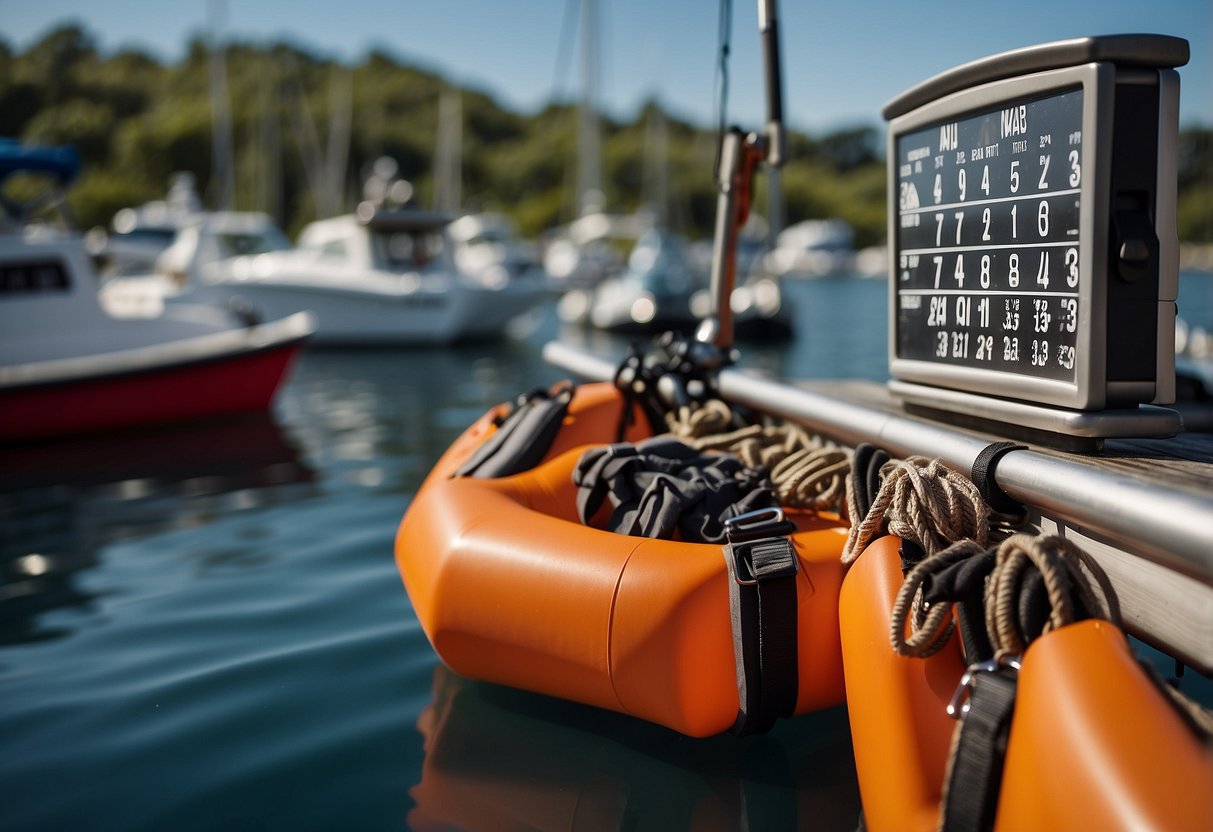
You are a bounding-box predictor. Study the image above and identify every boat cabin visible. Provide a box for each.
[297,207,457,275]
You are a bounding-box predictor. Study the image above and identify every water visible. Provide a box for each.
[1,274,1208,831]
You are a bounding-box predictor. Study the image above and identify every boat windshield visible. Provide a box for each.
[373,230,446,271]
[213,229,292,258]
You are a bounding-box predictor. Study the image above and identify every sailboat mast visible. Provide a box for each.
[434,86,463,214]
[577,0,602,215]
[207,0,236,211]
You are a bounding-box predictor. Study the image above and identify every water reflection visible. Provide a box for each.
[279,340,573,489]
[410,665,862,832]
[0,414,315,646]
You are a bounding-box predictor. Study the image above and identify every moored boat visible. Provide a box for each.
[0,142,312,442]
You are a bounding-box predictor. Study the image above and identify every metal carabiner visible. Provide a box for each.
[946,655,1023,719]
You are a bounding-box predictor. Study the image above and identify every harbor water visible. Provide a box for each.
[2,274,1209,831]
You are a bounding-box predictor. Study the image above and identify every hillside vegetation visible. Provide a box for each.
[3,25,1209,245]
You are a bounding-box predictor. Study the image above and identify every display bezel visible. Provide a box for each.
[887,63,1114,410]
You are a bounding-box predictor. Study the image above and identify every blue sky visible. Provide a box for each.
[2,0,1210,131]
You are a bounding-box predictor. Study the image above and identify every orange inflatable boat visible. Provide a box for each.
[395,382,849,737]
[841,535,1213,832]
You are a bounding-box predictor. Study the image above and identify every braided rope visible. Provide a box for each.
[984,533,1120,662]
[665,401,850,511]
[889,539,987,658]
[842,456,989,565]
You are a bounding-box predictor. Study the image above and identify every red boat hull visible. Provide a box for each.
[0,340,303,442]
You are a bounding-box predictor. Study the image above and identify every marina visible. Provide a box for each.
[2,2,1212,830]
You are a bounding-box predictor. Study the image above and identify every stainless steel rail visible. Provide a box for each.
[543,340,1213,587]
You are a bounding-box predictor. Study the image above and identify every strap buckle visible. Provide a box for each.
[724,506,796,543]
[725,508,799,587]
[946,656,1022,719]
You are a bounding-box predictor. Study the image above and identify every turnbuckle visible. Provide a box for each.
[946,655,1023,719]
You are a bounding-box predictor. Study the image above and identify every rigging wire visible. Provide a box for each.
[713,0,733,188]
[551,0,580,103]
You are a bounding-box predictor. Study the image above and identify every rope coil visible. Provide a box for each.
[666,401,850,512]
[984,533,1120,662]
[842,456,989,565]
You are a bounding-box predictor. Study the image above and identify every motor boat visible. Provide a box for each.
[561,230,700,334]
[0,142,312,442]
[764,218,857,277]
[103,200,549,346]
[543,210,649,289]
[446,212,545,287]
[562,229,791,340]
[85,172,205,276]
[201,203,550,345]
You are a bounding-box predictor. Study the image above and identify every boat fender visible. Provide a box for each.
[937,533,1119,831]
[722,507,801,735]
[455,382,574,478]
[572,437,777,543]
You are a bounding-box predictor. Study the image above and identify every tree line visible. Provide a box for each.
[2,25,1209,246]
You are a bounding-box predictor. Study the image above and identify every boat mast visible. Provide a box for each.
[576,0,603,216]
[434,85,463,215]
[207,0,236,211]
[698,0,786,350]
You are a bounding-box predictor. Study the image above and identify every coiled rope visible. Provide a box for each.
[888,539,986,658]
[983,533,1120,661]
[665,400,850,512]
[842,456,989,565]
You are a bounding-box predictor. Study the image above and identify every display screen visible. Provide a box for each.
[894,88,1083,384]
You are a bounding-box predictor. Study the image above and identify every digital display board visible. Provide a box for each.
[894,88,1083,385]
[885,36,1187,419]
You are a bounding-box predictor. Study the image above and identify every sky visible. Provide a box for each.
[2,0,1210,133]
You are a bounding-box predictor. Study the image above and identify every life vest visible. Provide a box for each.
[396,381,849,737]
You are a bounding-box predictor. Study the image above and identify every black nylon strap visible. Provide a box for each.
[969,441,1026,515]
[724,536,799,736]
[849,443,890,523]
[456,384,573,479]
[940,669,1018,832]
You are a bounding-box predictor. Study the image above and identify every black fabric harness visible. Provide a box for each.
[940,663,1020,832]
[573,438,778,544]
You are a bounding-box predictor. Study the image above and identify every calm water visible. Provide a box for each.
[1,274,1208,831]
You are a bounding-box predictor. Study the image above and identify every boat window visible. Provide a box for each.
[0,259,70,295]
[375,230,444,270]
[215,231,291,258]
[115,228,178,245]
[320,240,347,258]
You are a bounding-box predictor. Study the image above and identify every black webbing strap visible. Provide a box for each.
[456,383,574,479]
[970,442,1026,516]
[940,665,1019,832]
[849,442,890,523]
[722,509,800,736]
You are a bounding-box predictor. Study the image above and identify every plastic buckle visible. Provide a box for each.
[946,656,1023,719]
